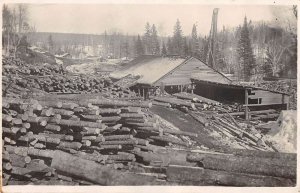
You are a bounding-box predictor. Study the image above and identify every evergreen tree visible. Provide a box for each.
[172,19,184,55]
[143,22,152,54]
[199,36,208,62]
[122,35,130,58]
[188,41,192,56]
[151,24,160,55]
[214,42,226,71]
[183,37,189,56]
[237,17,256,81]
[135,34,144,57]
[161,41,167,55]
[103,30,108,57]
[263,48,273,77]
[48,34,54,53]
[166,37,173,55]
[191,24,199,56]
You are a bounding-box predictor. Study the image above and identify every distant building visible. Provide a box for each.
[55,53,71,58]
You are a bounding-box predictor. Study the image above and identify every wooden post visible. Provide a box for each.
[160,82,165,95]
[282,94,289,110]
[145,88,149,100]
[245,89,249,120]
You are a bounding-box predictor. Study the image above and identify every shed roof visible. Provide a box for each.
[191,78,290,95]
[110,55,187,85]
[190,63,232,84]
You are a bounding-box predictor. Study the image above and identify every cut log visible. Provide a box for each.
[61,102,79,110]
[58,141,82,150]
[120,113,144,119]
[134,138,150,146]
[52,108,74,117]
[3,114,13,122]
[50,150,160,185]
[27,134,61,145]
[100,116,121,122]
[189,112,209,127]
[186,153,296,179]
[51,119,106,129]
[162,128,198,138]
[221,149,296,161]
[80,114,102,122]
[104,135,133,141]
[125,122,156,127]
[3,127,20,135]
[45,124,61,132]
[133,150,195,167]
[97,145,122,150]
[88,99,152,108]
[121,107,142,113]
[6,145,28,156]
[3,162,13,171]
[152,101,172,108]
[154,96,195,109]
[40,108,54,117]
[100,140,138,145]
[107,153,136,162]
[9,153,31,167]
[150,135,189,147]
[28,148,55,158]
[98,108,121,115]
[166,165,295,186]
[81,127,101,135]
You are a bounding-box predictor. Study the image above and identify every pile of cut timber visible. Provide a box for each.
[152,92,276,151]
[3,56,136,96]
[153,92,239,113]
[210,113,274,151]
[2,96,199,185]
[3,56,63,76]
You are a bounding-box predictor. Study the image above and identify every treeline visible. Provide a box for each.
[2,4,297,80]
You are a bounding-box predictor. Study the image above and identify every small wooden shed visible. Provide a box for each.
[191,78,290,119]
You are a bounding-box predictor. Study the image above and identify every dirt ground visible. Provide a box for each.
[150,105,241,151]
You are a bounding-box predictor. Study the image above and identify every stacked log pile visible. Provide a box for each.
[3,56,64,76]
[2,56,136,97]
[2,96,199,185]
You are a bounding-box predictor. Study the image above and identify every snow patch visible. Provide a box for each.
[265,110,297,153]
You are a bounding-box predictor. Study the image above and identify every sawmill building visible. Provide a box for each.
[110,55,289,113]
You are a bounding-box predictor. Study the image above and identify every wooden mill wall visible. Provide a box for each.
[154,58,228,86]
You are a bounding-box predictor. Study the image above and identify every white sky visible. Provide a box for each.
[9,4,297,36]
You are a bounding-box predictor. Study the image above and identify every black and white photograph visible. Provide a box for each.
[1,1,298,189]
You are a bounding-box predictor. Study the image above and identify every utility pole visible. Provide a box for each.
[206,8,219,68]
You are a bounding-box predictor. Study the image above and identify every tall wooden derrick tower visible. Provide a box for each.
[206,8,219,67]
